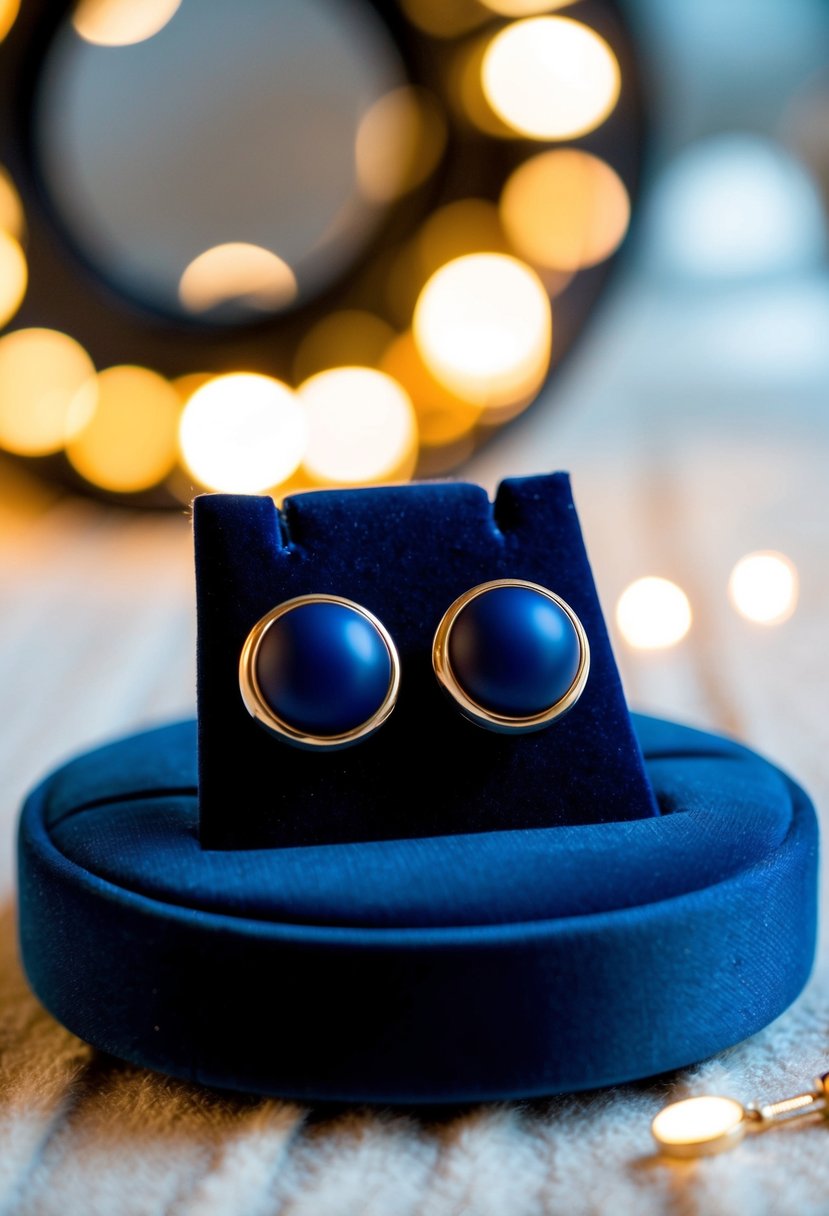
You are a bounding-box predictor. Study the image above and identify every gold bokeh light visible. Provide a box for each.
[478,0,575,13]
[179,372,307,494]
[66,365,181,492]
[72,0,182,47]
[388,199,508,322]
[381,330,481,448]
[0,328,97,456]
[299,367,417,487]
[616,577,692,651]
[453,35,516,139]
[172,371,212,404]
[481,17,620,140]
[412,252,551,411]
[728,551,798,625]
[501,150,630,271]
[179,243,297,315]
[418,199,508,276]
[0,230,27,328]
[356,86,447,205]
[401,0,487,39]
[0,168,24,239]
[0,0,19,43]
[293,310,395,384]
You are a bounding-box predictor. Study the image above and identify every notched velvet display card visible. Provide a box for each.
[195,473,658,849]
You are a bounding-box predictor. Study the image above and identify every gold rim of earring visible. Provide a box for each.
[239,594,401,750]
[432,579,590,733]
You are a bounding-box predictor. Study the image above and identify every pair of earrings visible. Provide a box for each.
[239,579,590,750]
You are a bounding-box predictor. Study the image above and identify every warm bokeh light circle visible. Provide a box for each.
[482,17,620,140]
[728,551,798,625]
[500,150,630,271]
[293,311,395,384]
[616,577,692,651]
[0,230,27,327]
[299,367,417,486]
[71,0,183,48]
[178,243,298,316]
[0,0,19,44]
[0,167,24,238]
[67,365,181,492]
[179,373,307,494]
[479,0,576,14]
[381,331,482,449]
[413,253,552,410]
[0,328,97,456]
[356,86,447,205]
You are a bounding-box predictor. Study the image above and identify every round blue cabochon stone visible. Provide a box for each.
[255,601,392,737]
[447,585,581,717]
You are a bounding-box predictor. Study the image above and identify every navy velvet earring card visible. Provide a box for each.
[195,473,658,849]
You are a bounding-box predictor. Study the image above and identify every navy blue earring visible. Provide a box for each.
[239,595,400,749]
[432,579,589,733]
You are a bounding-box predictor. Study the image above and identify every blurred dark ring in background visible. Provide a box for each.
[0,0,646,506]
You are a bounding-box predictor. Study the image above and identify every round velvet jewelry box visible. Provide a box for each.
[17,713,818,1103]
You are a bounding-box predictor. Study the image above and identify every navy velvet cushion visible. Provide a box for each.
[195,475,658,848]
[49,719,789,928]
[17,714,819,1102]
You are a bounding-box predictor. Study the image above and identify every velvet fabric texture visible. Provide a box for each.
[195,475,657,848]
[17,714,818,1103]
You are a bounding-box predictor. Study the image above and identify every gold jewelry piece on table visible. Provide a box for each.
[652,1071,829,1158]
